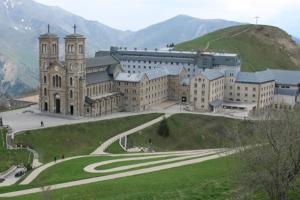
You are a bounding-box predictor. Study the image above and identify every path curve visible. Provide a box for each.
[20,149,219,185]
[85,150,222,173]
[91,114,172,154]
[0,149,236,198]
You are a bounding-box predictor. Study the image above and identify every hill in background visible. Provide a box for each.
[0,0,241,96]
[176,25,300,72]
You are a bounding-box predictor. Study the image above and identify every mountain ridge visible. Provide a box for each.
[175,25,300,72]
[0,0,243,96]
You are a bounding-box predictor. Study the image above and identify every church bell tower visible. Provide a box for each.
[39,25,59,112]
[64,25,86,116]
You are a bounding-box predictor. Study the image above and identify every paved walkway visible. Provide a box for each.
[91,114,172,154]
[21,149,218,185]
[0,149,236,198]
[85,150,222,173]
[1,104,158,138]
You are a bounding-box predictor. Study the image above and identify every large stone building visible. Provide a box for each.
[39,27,192,117]
[39,27,300,117]
[191,69,300,112]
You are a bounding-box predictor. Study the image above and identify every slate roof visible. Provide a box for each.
[96,48,239,66]
[275,88,299,96]
[86,56,119,68]
[114,66,183,82]
[201,70,224,80]
[267,69,300,85]
[181,78,190,86]
[163,65,184,76]
[86,71,112,85]
[115,73,144,82]
[235,71,274,83]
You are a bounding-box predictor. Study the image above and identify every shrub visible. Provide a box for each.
[157,118,169,137]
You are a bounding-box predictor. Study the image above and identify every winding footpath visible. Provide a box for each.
[91,114,172,154]
[0,149,234,198]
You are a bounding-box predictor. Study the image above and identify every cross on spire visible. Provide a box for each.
[73,24,77,34]
[255,16,260,25]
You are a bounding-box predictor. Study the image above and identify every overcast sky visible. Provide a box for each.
[35,0,300,37]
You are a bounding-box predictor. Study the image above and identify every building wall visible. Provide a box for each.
[85,95,120,117]
[86,81,114,98]
[190,74,224,111]
[115,75,169,112]
[232,81,275,109]
[273,94,296,110]
[120,60,197,78]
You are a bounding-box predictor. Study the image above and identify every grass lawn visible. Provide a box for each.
[0,157,235,200]
[30,155,178,187]
[14,113,162,163]
[0,154,179,193]
[105,141,126,154]
[126,113,251,152]
[0,128,32,173]
[1,156,299,200]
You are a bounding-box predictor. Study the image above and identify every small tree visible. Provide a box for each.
[158,117,170,137]
[230,107,300,200]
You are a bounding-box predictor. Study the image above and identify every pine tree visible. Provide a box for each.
[158,117,169,137]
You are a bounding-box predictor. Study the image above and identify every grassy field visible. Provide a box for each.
[14,113,162,163]
[1,156,299,200]
[176,25,300,72]
[126,113,251,152]
[0,128,32,173]
[0,157,235,200]
[0,154,180,193]
[105,141,126,153]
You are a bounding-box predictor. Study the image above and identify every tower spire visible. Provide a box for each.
[47,24,50,33]
[73,24,77,34]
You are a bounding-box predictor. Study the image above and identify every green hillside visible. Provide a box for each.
[176,25,300,71]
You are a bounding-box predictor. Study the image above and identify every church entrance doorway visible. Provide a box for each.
[56,99,60,113]
[55,94,61,114]
[70,105,74,115]
[44,102,48,111]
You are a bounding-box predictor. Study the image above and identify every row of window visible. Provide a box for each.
[124,60,192,66]
[87,82,113,97]
[43,88,73,99]
[41,44,57,54]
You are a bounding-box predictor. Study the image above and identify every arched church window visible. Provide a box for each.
[55,75,58,87]
[70,77,73,86]
[44,88,47,96]
[42,44,47,54]
[52,44,57,53]
[53,76,55,87]
[44,76,47,83]
[79,44,83,54]
[70,90,73,98]
[58,76,61,88]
